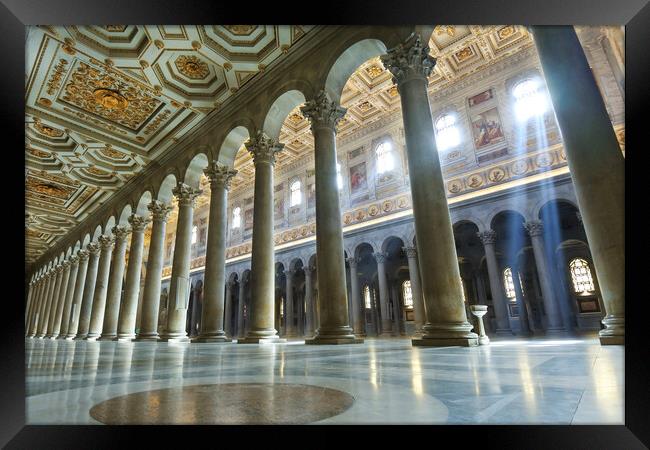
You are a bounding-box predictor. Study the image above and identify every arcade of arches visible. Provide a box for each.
[24,25,625,424]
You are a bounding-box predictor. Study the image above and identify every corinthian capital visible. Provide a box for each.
[245,131,284,166]
[98,234,115,249]
[128,214,151,232]
[204,161,238,191]
[300,90,347,132]
[524,220,544,237]
[148,200,173,222]
[112,225,131,241]
[346,256,358,268]
[86,242,101,255]
[69,255,79,264]
[477,230,498,246]
[402,246,418,258]
[172,182,202,207]
[77,249,89,261]
[373,252,387,264]
[380,33,436,87]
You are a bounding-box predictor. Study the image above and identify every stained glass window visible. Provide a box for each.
[232,207,241,229]
[435,114,461,151]
[290,180,302,207]
[513,77,550,122]
[376,141,395,174]
[503,267,516,300]
[403,280,413,308]
[363,285,372,309]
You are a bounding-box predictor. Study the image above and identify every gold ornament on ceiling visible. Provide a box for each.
[365,64,384,79]
[455,46,474,62]
[60,62,162,131]
[27,147,52,158]
[34,122,65,137]
[435,25,456,37]
[100,146,126,159]
[104,25,127,32]
[387,85,399,97]
[85,166,112,177]
[175,55,209,79]
[93,88,129,110]
[288,113,303,124]
[46,59,68,95]
[497,26,516,40]
[358,101,373,112]
[224,25,256,36]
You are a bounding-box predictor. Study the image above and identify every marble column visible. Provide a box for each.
[74,242,100,339]
[27,275,45,337]
[223,281,233,338]
[239,133,285,344]
[304,266,315,337]
[381,33,477,346]
[58,255,80,339]
[25,278,36,331]
[530,26,624,345]
[45,263,68,339]
[346,257,364,337]
[35,269,57,338]
[237,277,246,338]
[65,250,89,339]
[99,225,130,340]
[403,246,426,335]
[525,220,566,334]
[85,235,115,340]
[116,215,150,340]
[135,201,172,341]
[301,92,362,345]
[160,183,202,342]
[373,252,392,336]
[512,264,533,335]
[477,230,512,335]
[284,270,296,337]
[195,162,237,343]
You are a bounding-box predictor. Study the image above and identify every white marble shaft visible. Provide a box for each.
[75,243,101,339]
[85,236,115,340]
[99,226,131,341]
[65,250,89,339]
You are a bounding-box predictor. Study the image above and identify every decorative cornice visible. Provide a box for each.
[477,230,497,245]
[245,132,284,166]
[300,90,347,132]
[204,161,238,191]
[381,33,436,87]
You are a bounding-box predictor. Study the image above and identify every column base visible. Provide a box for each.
[478,335,490,345]
[134,334,160,342]
[73,335,88,341]
[412,337,478,347]
[158,336,190,343]
[115,334,136,342]
[98,334,117,341]
[63,335,76,341]
[305,336,364,345]
[238,336,287,344]
[84,334,100,341]
[599,335,624,345]
[192,335,232,343]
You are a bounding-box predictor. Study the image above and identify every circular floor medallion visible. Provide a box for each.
[89,383,355,425]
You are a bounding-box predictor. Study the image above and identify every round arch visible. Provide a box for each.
[263,89,307,141]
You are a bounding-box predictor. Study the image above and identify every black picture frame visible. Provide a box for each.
[4,0,648,447]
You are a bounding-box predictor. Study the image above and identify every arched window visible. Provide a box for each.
[503,267,516,300]
[191,225,198,245]
[513,77,550,122]
[290,180,302,207]
[569,258,595,294]
[232,207,241,229]
[336,162,343,190]
[375,141,395,174]
[363,285,372,309]
[434,114,461,151]
[402,280,413,308]
[280,299,284,317]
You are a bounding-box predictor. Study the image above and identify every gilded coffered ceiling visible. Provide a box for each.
[229,25,533,192]
[25,25,312,263]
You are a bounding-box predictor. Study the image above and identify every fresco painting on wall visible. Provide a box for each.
[349,162,368,195]
[471,107,505,149]
[307,183,316,209]
[468,88,494,107]
[244,209,254,231]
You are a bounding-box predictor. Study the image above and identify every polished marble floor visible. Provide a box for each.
[25,335,624,425]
